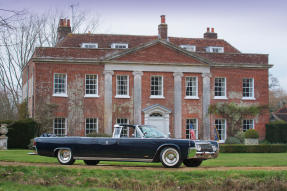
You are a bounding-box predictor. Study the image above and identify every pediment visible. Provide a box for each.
[106,40,211,65]
[143,104,172,114]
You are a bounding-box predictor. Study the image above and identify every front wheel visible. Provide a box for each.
[57,149,75,165]
[183,159,203,167]
[160,147,182,168]
[84,160,100,165]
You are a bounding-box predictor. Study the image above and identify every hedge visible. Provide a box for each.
[220,144,287,153]
[266,124,287,143]
[6,119,38,149]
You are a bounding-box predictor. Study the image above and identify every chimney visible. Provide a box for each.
[158,15,168,40]
[57,18,72,42]
[204,27,217,39]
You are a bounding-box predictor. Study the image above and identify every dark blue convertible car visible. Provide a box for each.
[34,124,219,168]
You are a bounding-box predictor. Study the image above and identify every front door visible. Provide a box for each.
[145,113,169,135]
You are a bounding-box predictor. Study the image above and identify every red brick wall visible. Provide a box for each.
[116,43,202,64]
[34,62,105,136]
[31,61,269,139]
[181,73,203,139]
[141,72,175,136]
[210,67,269,139]
[112,71,134,128]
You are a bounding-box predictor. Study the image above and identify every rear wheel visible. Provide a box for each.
[57,149,75,165]
[160,147,182,168]
[84,160,100,165]
[183,159,203,167]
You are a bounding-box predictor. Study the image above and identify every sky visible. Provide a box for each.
[1,0,287,90]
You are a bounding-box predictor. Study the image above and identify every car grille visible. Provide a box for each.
[199,144,214,152]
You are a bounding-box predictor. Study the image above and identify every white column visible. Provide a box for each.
[202,73,211,140]
[173,72,183,138]
[103,70,114,135]
[133,71,143,124]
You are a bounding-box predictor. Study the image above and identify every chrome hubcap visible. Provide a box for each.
[58,149,71,163]
[163,148,179,166]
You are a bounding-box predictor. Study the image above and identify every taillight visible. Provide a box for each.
[33,140,36,146]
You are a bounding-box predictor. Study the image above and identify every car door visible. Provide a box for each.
[116,127,158,159]
[75,137,120,158]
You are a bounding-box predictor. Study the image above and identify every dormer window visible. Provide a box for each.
[81,43,98,49]
[179,45,196,52]
[111,43,128,49]
[206,46,224,53]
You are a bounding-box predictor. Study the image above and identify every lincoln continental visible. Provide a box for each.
[34,124,219,168]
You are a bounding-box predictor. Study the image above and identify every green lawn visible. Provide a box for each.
[1,150,287,190]
[1,150,287,167]
[0,165,287,191]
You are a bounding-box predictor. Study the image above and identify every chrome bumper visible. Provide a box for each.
[187,148,219,159]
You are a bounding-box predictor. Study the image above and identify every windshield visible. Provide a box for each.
[138,125,168,138]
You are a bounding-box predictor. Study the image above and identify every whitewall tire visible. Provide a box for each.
[57,149,75,165]
[160,147,182,168]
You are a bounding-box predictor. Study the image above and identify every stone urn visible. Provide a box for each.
[0,124,8,150]
[0,124,8,136]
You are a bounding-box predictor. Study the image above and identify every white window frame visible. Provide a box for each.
[185,118,198,140]
[179,45,196,52]
[115,75,130,98]
[111,43,128,49]
[214,77,227,99]
[53,73,68,97]
[150,75,164,99]
[214,119,227,143]
[84,74,99,98]
[116,118,129,137]
[185,76,199,99]
[85,118,98,135]
[53,118,67,136]
[81,43,98,49]
[242,119,254,132]
[242,78,255,100]
[206,46,224,53]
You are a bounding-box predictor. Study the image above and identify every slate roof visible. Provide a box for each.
[56,33,240,53]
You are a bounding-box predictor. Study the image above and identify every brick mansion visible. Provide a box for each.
[22,15,271,141]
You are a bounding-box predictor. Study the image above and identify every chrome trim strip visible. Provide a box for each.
[73,157,153,162]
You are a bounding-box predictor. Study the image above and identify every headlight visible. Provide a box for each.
[212,145,217,152]
[195,144,201,151]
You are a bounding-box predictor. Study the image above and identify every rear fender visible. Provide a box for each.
[152,144,181,162]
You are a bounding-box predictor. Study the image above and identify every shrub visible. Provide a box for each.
[0,120,13,125]
[268,120,287,125]
[220,144,287,153]
[86,132,111,137]
[224,137,241,144]
[234,131,245,143]
[266,123,287,143]
[7,119,38,149]
[244,129,259,139]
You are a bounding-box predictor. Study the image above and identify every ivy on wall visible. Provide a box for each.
[208,102,268,137]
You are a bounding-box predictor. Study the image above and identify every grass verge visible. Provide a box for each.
[1,150,287,167]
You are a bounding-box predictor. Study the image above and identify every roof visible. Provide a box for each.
[33,40,269,67]
[34,47,119,60]
[197,52,269,65]
[277,106,287,114]
[56,33,240,54]
[271,106,287,122]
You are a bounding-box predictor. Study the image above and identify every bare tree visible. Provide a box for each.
[0,89,16,120]
[0,10,100,118]
[0,8,26,30]
[36,10,100,47]
[268,73,287,112]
